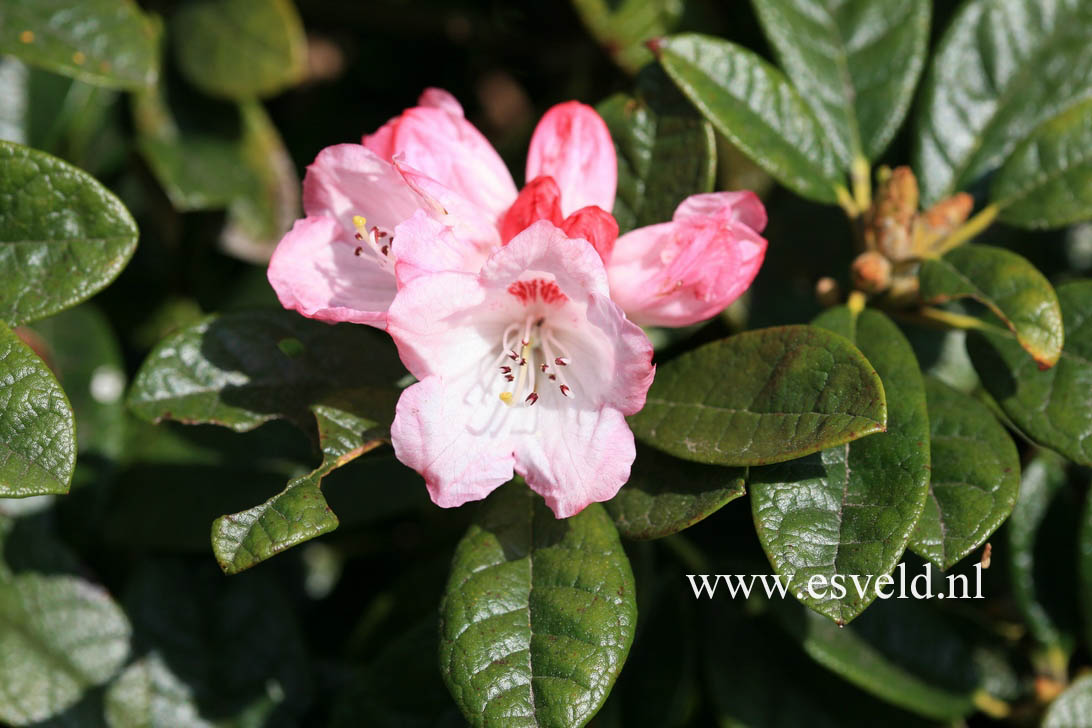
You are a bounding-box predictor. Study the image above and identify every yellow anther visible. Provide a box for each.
[352,215,367,232]
[499,392,513,405]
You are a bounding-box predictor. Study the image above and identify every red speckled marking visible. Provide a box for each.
[507,278,567,305]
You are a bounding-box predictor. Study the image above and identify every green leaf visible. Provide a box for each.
[122,560,310,723]
[170,0,307,100]
[991,96,1092,229]
[706,609,936,728]
[604,444,744,540]
[597,65,716,234]
[913,0,1092,205]
[330,619,463,728]
[968,280,1092,465]
[630,324,887,467]
[0,570,130,725]
[127,309,402,433]
[104,654,212,728]
[1044,675,1092,727]
[751,0,930,164]
[219,100,300,263]
[212,395,387,574]
[133,77,298,261]
[909,378,1020,570]
[28,305,127,461]
[0,0,158,90]
[1006,451,1074,654]
[920,244,1064,368]
[773,598,1001,721]
[0,321,75,497]
[0,141,139,326]
[1082,482,1092,655]
[439,483,636,728]
[656,33,842,203]
[570,0,684,74]
[750,308,930,623]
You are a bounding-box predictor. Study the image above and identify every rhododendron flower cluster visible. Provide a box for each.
[267,88,767,517]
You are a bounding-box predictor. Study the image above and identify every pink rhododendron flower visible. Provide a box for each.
[607,192,768,327]
[388,221,655,518]
[267,86,767,333]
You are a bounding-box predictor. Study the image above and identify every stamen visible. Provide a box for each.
[525,392,539,405]
[560,384,572,398]
[555,357,569,366]
[500,366,511,374]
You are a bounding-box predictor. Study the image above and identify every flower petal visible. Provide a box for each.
[607,192,768,327]
[481,220,611,301]
[516,406,636,518]
[388,100,517,223]
[394,161,502,253]
[498,175,563,244]
[302,143,424,237]
[526,101,616,217]
[675,190,767,231]
[561,205,619,263]
[392,375,516,509]
[267,216,393,328]
[392,210,491,287]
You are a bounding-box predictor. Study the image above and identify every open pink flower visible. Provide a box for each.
[267,86,766,332]
[388,221,655,518]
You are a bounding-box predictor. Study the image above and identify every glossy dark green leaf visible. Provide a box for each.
[656,33,842,203]
[751,0,930,164]
[570,0,683,74]
[1044,675,1092,727]
[597,64,716,234]
[706,610,936,728]
[171,0,306,100]
[127,309,402,433]
[439,483,636,728]
[0,322,75,497]
[630,324,887,467]
[920,244,1064,367]
[1007,451,1074,654]
[0,141,138,326]
[0,570,130,725]
[604,444,744,540]
[909,378,1019,570]
[913,0,1092,205]
[0,0,158,90]
[212,396,387,574]
[968,280,1092,465]
[750,308,930,623]
[991,96,1092,229]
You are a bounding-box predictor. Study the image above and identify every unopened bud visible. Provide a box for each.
[851,251,892,294]
[815,277,841,307]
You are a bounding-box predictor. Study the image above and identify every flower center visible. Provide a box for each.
[491,279,574,407]
[352,215,394,272]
